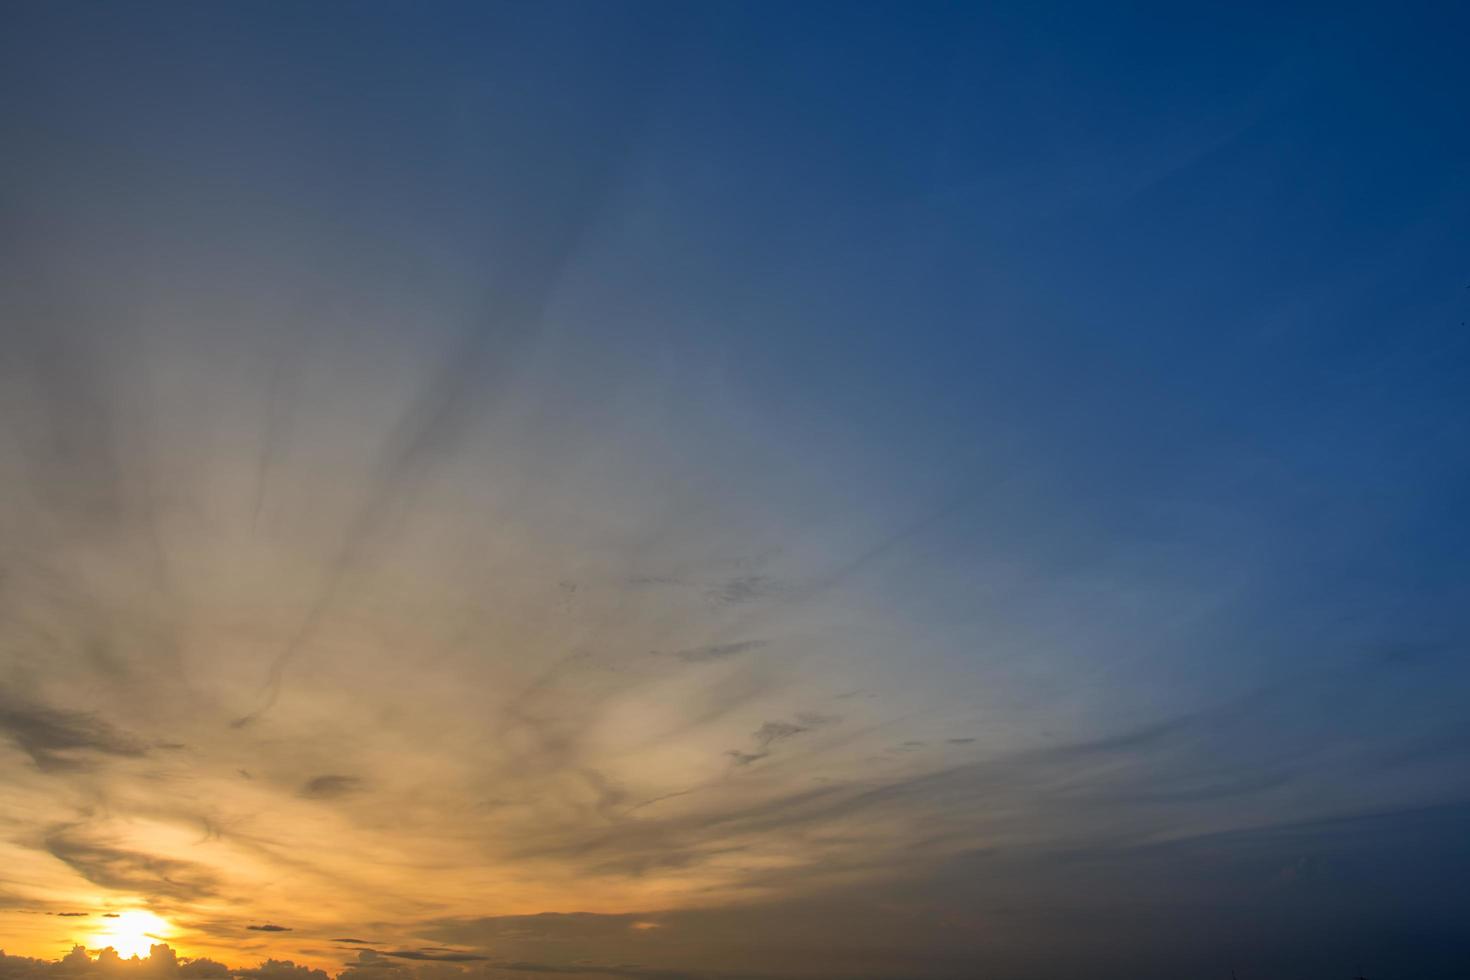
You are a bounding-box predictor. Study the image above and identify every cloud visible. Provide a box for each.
[487,961,789,980]
[0,948,281,980]
[44,829,219,900]
[334,953,412,980]
[706,576,780,605]
[0,694,150,771]
[751,721,805,748]
[379,953,485,963]
[425,912,669,945]
[664,641,766,664]
[246,925,292,933]
[493,964,703,980]
[728,713,840,764]
[300,776,364,800]
[235,960,331,980]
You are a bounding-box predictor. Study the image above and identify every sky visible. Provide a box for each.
[0,2,1468,978]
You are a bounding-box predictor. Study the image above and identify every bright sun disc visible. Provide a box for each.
[93,909,172,959]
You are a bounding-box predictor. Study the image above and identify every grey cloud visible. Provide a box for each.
[425,912,653,943]
[490,962,792,980]
[247,925,292,933]
[235,960,331,980]
[494,964,702,980]
[751,721,805,748]
[44,829,219,900]
[736,712,840,761]
[662,641,766,664]
[0,951,55,980]
[1038,717,1192,761]
[0,694,150,771]
[378,953,484,963]
[706,575,780,605]
[588,846,750,879]
[1125,767,1293,805]
[627,575,674,587]
[334,963,399,980]
[300,776,364,800]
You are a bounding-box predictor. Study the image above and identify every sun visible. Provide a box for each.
[92,909,173,959]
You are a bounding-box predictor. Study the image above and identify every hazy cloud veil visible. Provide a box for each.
[1,2,1469,979]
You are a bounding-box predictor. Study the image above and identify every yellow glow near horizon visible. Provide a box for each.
[91,910,173,959]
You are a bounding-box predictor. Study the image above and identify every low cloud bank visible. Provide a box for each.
[0,946,375,980]
[0,945,753,980]
[0,947,335,980]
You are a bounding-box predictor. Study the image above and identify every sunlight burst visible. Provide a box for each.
[92,910,172,959]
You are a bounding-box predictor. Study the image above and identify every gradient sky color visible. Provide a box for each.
[1,3,1468,979]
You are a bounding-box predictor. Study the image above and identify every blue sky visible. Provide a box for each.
[0,3,1468,978]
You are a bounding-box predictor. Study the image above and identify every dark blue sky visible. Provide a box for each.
[0,3,1468,978]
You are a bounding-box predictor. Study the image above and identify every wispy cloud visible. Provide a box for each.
[0,694,150,771]
[43,828,219,901]
[663,641,767,664]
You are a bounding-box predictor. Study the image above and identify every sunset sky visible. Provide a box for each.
[2,3,1469,979]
